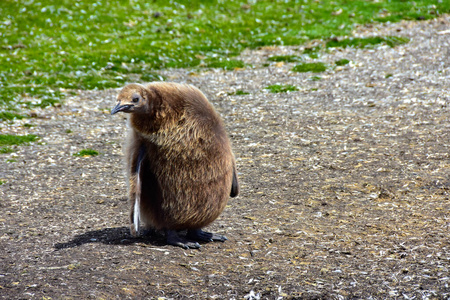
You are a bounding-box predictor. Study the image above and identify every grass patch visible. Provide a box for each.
[0,180,5,185]
[0,134,39,146]
[326,36,410,49]
[0,134,39,154]
[335,59,350,66]
[302,47,320,59]
[292,62,327,73]
[205,59,246,70]
[1,87,64,110]
[1,1,448,110]
[265,84,298,93]
[267,55,302,63]
[310,76,322,81]
[0,111,27,121]
[0,147,15,154]
[140,73,166,82]
[73,149,99,157]
[229,90,250,96]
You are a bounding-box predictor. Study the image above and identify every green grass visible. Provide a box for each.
[0,180,5,185]
[1,0,448,110]
[302,47,320,59]
[0,134,39,154]
[326,36,410,49]
[265,84,298,93]
[0,134,39,146]
[292,62,327,73]
[267,55,302,63]
[229,90,250,96]
[335,59,350,66]
[205,58,246,70]
[73,149,99,157]
[0,112,27,121]
[0,147,15,154]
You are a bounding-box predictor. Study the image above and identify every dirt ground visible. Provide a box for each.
[1,16,449,299]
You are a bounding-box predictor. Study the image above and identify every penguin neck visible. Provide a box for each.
[130,110,160,135]
[129,103,182,136]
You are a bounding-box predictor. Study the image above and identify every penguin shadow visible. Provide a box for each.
[54,227,167,250]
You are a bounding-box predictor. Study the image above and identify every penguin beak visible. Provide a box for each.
[111,103,133,115]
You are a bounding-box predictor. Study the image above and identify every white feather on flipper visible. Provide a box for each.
[134,161,142,235]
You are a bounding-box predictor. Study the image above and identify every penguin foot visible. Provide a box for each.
[166,230,201,249]
[187,229,227,243]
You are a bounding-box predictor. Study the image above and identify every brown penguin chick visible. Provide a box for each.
[111,82,239,249]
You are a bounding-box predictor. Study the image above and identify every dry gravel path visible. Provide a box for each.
[1,16,449,299]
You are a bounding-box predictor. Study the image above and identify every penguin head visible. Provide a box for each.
[111,83,149,115]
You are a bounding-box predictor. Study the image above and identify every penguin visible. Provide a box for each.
[111,82,239,249]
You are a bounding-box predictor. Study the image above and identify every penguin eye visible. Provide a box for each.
[132,96,140,103]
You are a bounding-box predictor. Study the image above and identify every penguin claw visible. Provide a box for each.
[176,241,201,249]
[166,230,201,249]
[187,229,227,243]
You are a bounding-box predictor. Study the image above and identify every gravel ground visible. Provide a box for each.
[1,16,449,299]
